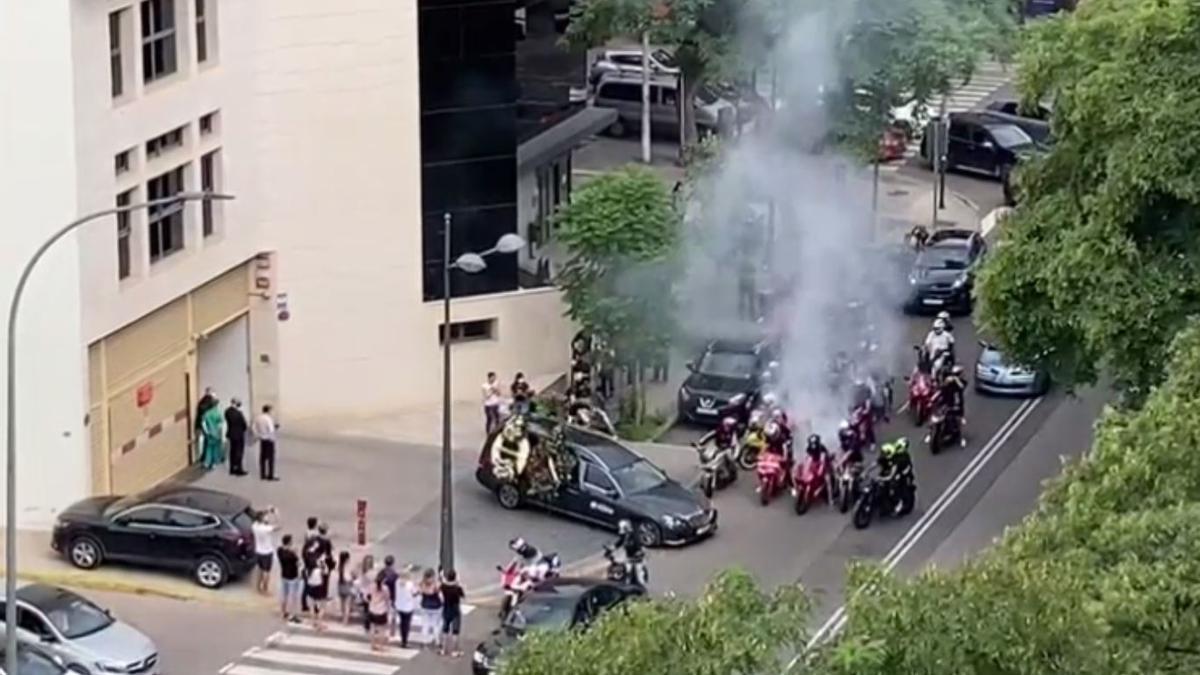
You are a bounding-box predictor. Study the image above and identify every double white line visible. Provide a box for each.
[799,395,1044,654]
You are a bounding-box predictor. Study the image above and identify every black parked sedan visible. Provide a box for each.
[472,578,643,674]
[904,229,987,315]
[477,421,717,547]
[51,485,257,589]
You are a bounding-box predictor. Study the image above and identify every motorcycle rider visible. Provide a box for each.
[837,419,865,467]
[877,438,916,513]
[923,318,955,377]
[930,365,968,446]
[698,416,739,451]
[609,520,647,587]
[935,310,954,334]
[803,433,835,501]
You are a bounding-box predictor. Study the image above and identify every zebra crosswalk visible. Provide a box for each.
[219,605,476,675]
[941,61,1013,114]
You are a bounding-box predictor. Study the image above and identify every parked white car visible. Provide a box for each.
[589,48,679,86]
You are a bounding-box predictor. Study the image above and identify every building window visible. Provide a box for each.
[438,319,496,345]
[145,126,185,159]
[199,150,218,236]
[116,191,133,280]
[140,0,178,84]
[146,165,186,262]
[114,149,132,176]
[109,11,125,97]
[199,110,219,136]
[194,0,209,63]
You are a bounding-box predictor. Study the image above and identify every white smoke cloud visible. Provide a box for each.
[677,1,910,441]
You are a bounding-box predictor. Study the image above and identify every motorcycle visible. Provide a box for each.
[497,550,562,618]
[737,412,767,471]
[849,402,876,450]
[792,456,834,515]
[906,367,935,426]
[927,408,965,455]
[694,441,738,498]
[852,470,916,530]
[755,451,788,506]
[603,545,648,587]
[835,459,863,513]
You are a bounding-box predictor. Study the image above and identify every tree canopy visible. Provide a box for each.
[977,0,1200,398]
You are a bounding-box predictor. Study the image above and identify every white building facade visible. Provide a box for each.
[0,0,574,528]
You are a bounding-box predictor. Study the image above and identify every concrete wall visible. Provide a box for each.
[0,1,88,527]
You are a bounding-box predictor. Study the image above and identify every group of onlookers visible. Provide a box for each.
[482,371,536,435]
[251,510,466,657]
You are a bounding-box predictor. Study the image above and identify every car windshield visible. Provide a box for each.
[916,247,969,270]
[504,595,577,631]
[41,594,114,639]
[610,460,667,494]
[697,351,757,379]
[989,125,1033,149]
[979,348,1005,366]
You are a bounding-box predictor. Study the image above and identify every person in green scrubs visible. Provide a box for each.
[200,397,226,469]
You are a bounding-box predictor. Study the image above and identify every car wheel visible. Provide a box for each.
[635,520,662,548]
[607,119,628,137]
[68,536,104,570]
[497,483,522,510]
[194,555,230,589]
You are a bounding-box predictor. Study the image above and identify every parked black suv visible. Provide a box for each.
[678,339,772,425]
[51,485,257,589]
[921,112,1036,179]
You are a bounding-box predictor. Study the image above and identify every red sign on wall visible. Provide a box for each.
[136,382,154,408]
[355,499,368,546]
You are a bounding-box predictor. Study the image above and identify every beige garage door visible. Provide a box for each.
[88,262,252,495]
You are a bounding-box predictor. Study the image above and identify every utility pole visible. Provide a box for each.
[640,31,652,164]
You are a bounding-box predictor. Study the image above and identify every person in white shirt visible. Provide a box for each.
[482,372,503,435]
[392,566,418,648]
[254,404,279,481]
[252,507,279,595]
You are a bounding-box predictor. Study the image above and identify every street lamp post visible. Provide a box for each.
[5,191,234,675]
[438,212,525,573]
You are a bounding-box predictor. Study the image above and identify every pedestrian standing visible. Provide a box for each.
[276,534,302,623]
[254,404,279,481]
[305,555,331,632]
[200,395,225,469]
[511,372,532,416]
[195,387,215,441]
[367,572,392,652]
[336,551,354,624]
[416,568,443,649]
[393,566,417,648]
[380,556,399,637]
[354,554,377,632]
[225,398,249,475]
[439,569,465,658]
[300,517,319,614]
[482,372,502,435]
[251,507,278,595]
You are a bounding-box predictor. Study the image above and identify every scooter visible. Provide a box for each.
[906,366,935,426]
[694,441,738,498]
[755,451,788,506]
[835,459,863,514]
[497,550,561,618]
[849,402,877,450]
[792,456,834,515]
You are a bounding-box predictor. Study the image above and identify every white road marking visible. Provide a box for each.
[798,395,1044,658]
[270,633,418,659]
[241,647,398,675]
[224,666,314,675]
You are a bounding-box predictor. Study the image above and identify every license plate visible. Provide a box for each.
[922,298,944,306]
[697,407,717,415]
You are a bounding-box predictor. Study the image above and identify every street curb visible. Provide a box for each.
[647,412,679,443]
[0,567,273,612]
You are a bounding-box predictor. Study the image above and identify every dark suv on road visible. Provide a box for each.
[51,485,257,589]
[678,339,771,425]
[921,112,1036,179]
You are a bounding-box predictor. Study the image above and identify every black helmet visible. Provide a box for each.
[807,433,821,449]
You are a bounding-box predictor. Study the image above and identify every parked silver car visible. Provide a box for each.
[0,584,158,675]
[974,342,1050,396]
[593,73,733,138]
[589,48,679,86]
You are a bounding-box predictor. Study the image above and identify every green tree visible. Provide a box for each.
[976,0,1200,397]
[501,569,811,675]
[555,166,680,424]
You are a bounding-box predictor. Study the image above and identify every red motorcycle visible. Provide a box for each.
[907,368,935,426]
[792,456,834,515]
[849,402,876,450]
[755,451,788,506]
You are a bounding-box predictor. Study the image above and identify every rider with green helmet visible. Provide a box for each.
[878,437,914,483]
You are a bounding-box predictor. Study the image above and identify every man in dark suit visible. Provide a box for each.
[225,398,249,476]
